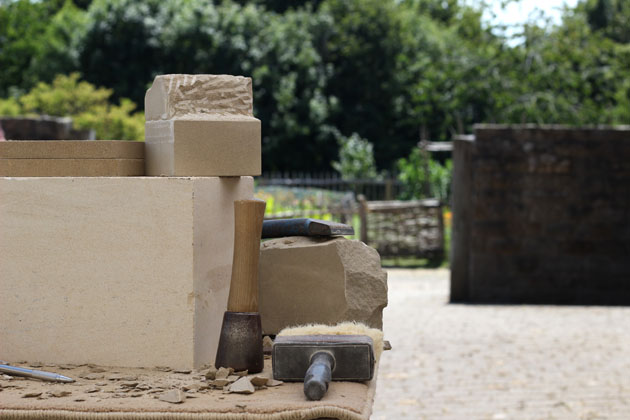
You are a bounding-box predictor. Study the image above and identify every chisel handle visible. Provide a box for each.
[227,199,266,312]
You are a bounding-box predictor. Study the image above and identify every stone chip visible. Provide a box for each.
[22,392,42,398]
[158,389,186,404]
[227,377,255,395]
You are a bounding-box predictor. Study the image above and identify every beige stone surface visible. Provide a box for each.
[0,140,144,159]
[145,74,253,121]
[258,237,388,334]
[0,158,144,176]
[0,176,253,369]
[145,119,261,176]
[0,359,377,420]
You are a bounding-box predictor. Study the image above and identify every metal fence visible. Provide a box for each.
[255,184,445,260]
[257,172,404,201]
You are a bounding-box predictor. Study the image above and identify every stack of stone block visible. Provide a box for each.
[0,75,259,370]
[0,140,144,176]
[0,74,387,371]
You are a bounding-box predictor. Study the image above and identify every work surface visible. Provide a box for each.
[0,359,376,420]
[372,268,630,420]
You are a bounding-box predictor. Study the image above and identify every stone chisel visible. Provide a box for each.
[0,364,74,383]
[215,199,266,373]
[261,218,354,239]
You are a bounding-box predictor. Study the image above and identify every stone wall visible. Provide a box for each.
[0,116,94,140]
[451,125,630,304]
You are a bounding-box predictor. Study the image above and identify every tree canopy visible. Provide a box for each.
[0,0,628,171]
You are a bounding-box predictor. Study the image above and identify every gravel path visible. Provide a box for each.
[371,269,630,420]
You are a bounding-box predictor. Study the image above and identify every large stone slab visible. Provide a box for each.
[258,237,388,334]
[144,74,260,176]
[0,176,253,369]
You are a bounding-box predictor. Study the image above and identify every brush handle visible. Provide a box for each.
[304,351,335,401]
[227,199,266,312]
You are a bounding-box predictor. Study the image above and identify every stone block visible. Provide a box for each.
[145,74,253,121]
[0,176,253,369]
[145,119,260,176]
[0,140,144,159]
[0,158,144,176]
[144,74,260,176]
[258,237,388,334]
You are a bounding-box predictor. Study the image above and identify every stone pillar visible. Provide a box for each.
[450,134,474,302]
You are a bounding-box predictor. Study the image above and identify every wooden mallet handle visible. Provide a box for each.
[227,199,266,312]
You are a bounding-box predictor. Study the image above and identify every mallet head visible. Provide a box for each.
[272,334,375,400]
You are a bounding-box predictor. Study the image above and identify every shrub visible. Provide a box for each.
[397,147,452,202]
[2,73,144,141]
[332,131,380,180]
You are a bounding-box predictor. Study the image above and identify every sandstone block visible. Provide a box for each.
[0,158,144,176]
[0,140,145,177]
[258,237,388,334]
[0,140,144,159]
[144,74,260,177]
[0,176,253,369]
[145,119,260,176]
[145,74,253,121]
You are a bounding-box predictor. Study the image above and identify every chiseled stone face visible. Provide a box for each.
[258,236,388,334]
[145,74,254,121]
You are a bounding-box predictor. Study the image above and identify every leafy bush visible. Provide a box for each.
[332,131,380,180]
[0,97,21,116]
[3,73,144,141]
[397,147,452,202]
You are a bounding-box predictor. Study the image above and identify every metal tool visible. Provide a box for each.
[272,334,375,400]
[0,364,74,383]
[261,218,354,239]
[215,199,266,373]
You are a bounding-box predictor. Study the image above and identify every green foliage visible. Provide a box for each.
[584,0,630,43]
[0,0,87,96]
[0,97,21,116]
[20,73,111,116]
[1,0,629,170]
[5,73,143,140]
[397,148,452,201]
[332,132,379,180]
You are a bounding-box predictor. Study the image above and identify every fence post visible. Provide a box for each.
[358,194,368,244]
[385,178,393,201]
[436,202,445,261]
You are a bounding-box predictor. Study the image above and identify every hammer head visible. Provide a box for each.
[272,334,375,381]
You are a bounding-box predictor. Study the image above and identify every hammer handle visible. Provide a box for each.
[227,199,266,312]
[304,352,335,401]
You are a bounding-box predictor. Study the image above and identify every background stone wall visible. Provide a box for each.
[451,125,630,304]
[0,116,94,140]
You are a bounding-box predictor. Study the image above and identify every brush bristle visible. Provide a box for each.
[277,322,384,361]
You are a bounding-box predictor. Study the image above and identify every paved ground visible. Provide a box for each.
[371,269,630,420]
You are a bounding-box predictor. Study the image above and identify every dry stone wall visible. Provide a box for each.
[451,125,630,304]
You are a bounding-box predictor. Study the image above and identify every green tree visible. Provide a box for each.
[0,0,86,96]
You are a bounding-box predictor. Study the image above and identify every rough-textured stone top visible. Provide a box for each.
[145,74,254,121]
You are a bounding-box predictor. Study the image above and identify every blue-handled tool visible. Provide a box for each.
[261,218,354,239]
